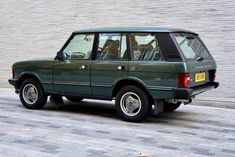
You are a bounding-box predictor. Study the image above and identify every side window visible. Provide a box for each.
[130,33,161,61]
[63,34,95,60]
[96,33,127,60]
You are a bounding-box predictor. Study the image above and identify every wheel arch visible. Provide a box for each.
[16,72,43,90]
[112,78,154,104]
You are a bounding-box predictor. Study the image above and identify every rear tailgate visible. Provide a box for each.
[186,60,217,88]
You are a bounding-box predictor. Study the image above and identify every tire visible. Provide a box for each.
[163,102,181,112]
[19,79,47,109]
[66,96,83,102]
[115,85,151,122]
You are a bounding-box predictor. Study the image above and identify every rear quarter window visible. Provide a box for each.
[155,33,182,62]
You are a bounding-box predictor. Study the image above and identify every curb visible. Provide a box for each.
[191,99,235,110]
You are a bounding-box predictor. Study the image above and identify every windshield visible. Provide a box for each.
[173,33,212,61]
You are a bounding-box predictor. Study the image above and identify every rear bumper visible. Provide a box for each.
[173,82,219,99]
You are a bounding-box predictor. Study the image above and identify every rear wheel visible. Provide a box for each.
[163,102,181,112]
[66,96,83,102]
[115,85,150,122]
[19,79,47,109]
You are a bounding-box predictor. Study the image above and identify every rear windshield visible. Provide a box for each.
[173,33,213,61]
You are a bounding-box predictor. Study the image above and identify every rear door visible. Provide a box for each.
[91,33,128,97]
[172,33,217,87]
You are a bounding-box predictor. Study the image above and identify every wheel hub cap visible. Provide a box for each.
[120,92,142,116]
[22,84,38,104]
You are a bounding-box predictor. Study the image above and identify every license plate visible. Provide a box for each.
[195,72,206,82]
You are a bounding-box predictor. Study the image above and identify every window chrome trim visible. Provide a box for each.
[53,81,90,86]
[91,84,112,87]
[147,86,173,91]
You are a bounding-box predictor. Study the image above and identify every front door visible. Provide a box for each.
[91,33,128,97]
[53,33,95,96]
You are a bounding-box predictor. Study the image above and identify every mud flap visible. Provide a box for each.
[50,95,64,105]
[151,100,164,115]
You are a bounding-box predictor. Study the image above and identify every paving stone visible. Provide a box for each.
[14,139,28,144]
[41,144,59,150]
[159,145,178,150]
[191,147,214,156]
[227,138,235,142]
[87,150,108,157]
[126,124,141,127]
[138,137,157,144]
[206,120,221,124]
[47,125,62,129]
[156,130,172,134]
[3,120,16,124]
[24,124,37,127]
[1,89,235,157]
[28,139,47,144]
[111,138,129,142]
[70,117,86,121]
[201,136,218,141]
[181,131,197,135]
[222,129,235,133]
[221,149,235,154]
[70,129,87,136]
[0,116,9,119]
[95,130,111,134]
[40,149,59,154]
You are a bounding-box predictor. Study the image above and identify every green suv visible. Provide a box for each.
[9,27,219,122]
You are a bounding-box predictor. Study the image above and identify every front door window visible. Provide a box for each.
[63,34,95,60]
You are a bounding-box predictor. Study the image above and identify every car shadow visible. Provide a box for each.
[43,99,119,120]
[42,99,200,124]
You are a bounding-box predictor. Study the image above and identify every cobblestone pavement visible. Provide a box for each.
[0,0,235,102]
[0,88,234,157]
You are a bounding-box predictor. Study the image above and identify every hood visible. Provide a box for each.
[13,59,54,69]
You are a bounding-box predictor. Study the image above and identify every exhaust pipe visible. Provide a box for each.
[166,98,192,105]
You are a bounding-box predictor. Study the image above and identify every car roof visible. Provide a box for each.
[73,27,197,35]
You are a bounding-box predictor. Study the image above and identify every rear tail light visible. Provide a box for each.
[178,73,190,88]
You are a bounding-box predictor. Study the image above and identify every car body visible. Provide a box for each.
[9,27,219,122]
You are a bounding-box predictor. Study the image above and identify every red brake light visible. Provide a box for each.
[178,73,190,88]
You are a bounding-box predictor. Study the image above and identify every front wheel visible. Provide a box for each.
[115,85,151,122]
[19,79,47,109]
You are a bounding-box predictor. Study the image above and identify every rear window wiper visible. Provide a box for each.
[196,56,204,62]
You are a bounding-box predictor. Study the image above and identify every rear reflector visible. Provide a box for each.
[209,70,216,81]
[178,73,190,88]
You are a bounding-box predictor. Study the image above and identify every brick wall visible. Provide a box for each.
[0,0,234,101]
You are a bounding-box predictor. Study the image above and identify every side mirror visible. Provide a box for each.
[54,51,63,61]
